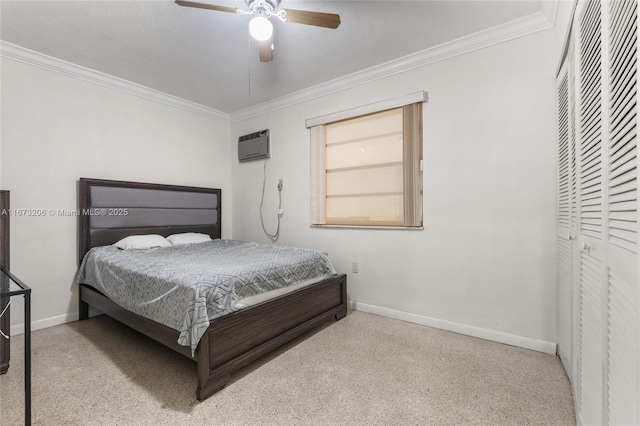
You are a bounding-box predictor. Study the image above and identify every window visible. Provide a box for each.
[306,91,425,228]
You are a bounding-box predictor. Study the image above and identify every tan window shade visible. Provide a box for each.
[403,102,423,227]
[309,92,424,228]
[325,108,404,226]
[310,125,327,225]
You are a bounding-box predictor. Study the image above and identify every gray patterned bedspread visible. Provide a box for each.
[77,239,336,355]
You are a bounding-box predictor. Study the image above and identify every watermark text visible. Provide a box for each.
[0,208,129,217]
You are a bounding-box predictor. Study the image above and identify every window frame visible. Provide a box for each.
[306,91,426,229]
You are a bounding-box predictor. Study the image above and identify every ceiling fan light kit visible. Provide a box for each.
[175,0,340,62]
[249,16,273,41]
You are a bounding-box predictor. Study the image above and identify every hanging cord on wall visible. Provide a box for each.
[260,160,282,243]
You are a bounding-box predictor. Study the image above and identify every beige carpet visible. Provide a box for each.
[0,311,575,425]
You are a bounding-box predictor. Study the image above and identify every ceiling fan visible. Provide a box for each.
[175,0,341,63]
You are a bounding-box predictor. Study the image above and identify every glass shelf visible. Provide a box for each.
[0,266,31,297]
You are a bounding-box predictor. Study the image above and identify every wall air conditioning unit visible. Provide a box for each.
[238,129,270,162]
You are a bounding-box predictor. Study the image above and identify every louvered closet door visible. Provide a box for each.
[560,1,639,424]
[605,0,638,424]
[568,59,580,389]
[556,62,576,377]
[576,1,606,424]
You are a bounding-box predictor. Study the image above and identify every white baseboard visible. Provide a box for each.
[8,303,557,355]
[348,300,557,355]
[9,312,78,336]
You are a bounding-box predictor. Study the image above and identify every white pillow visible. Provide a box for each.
[166,232,213,246]
[114,234,171,250]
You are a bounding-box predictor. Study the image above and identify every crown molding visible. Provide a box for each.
[0,1,557,126]
[540,0,560,26]
[230,7,556,123]
[0,41,231,123]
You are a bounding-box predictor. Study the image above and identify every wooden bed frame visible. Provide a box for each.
[77,178,347,401]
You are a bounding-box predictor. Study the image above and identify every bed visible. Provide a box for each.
[77,178,347,401]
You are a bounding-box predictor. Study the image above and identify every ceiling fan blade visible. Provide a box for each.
[175,0,238,14]
[259,37,274,63]
[282,9,341,29]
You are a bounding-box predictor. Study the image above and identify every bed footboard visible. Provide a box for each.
[196,274,347,400]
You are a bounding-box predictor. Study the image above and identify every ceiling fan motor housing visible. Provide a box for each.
[246,0,279,17]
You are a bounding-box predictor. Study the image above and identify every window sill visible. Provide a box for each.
[310,224,423,230]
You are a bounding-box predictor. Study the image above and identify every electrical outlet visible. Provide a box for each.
[352,261,359,274]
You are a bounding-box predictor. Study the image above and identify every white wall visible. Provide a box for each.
[0,4,574,352]
[1,57,231,330]
[231,26,561,352]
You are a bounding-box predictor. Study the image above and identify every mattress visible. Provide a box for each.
[77,239,336,355]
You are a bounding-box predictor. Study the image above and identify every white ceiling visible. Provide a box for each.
[1,1,545,114]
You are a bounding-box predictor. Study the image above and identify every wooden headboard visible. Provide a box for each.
[79,178,221,263]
